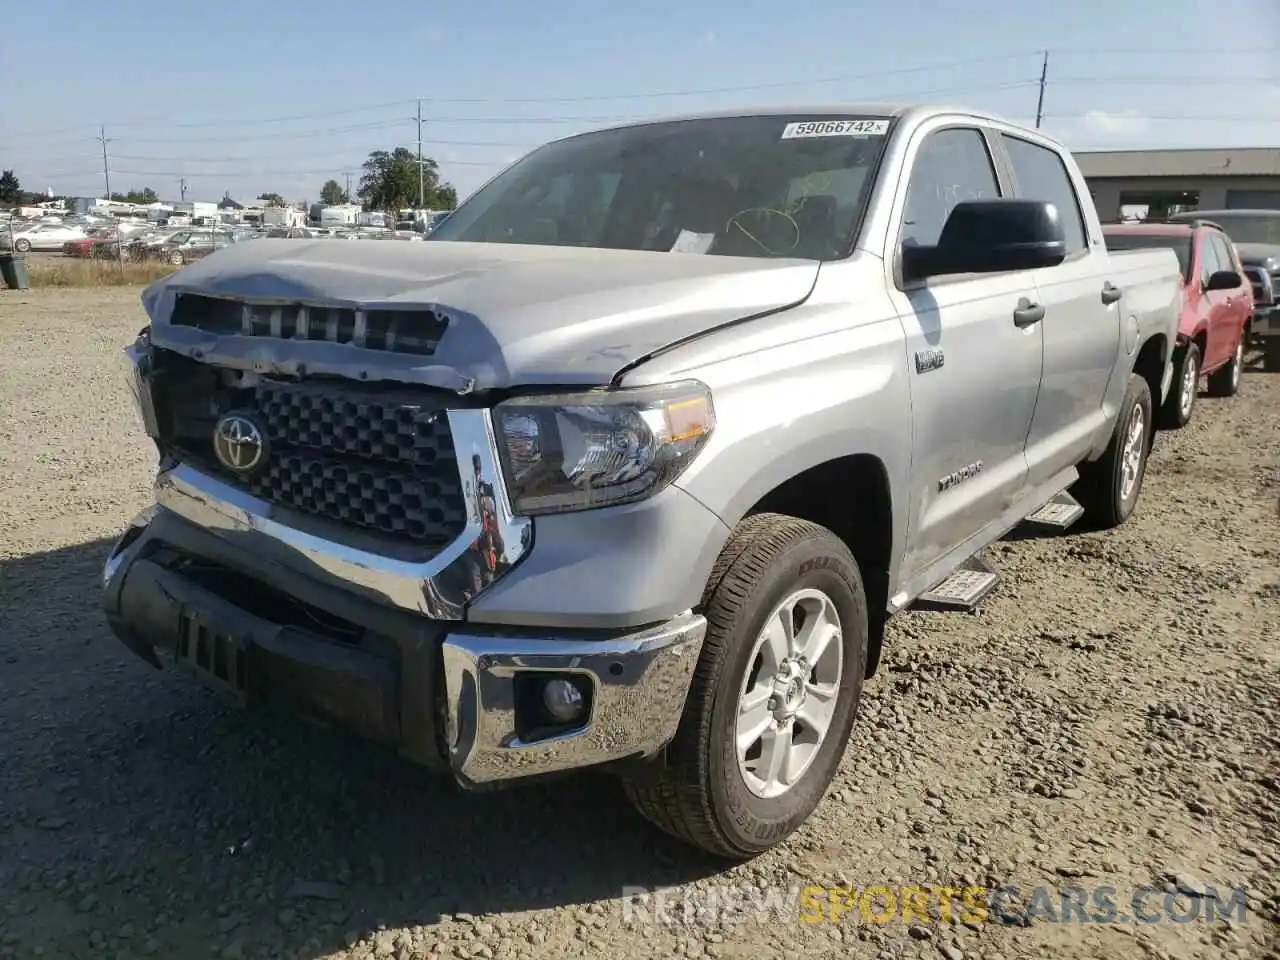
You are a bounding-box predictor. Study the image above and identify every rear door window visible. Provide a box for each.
[1198,235,1224,285]
[1000,135,1089,255]
[1209,234,1240,278]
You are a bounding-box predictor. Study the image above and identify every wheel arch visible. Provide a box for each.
[736,453,895,679]
[1132,332,1167,422]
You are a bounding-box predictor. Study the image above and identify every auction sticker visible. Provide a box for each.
[780,119,890,139]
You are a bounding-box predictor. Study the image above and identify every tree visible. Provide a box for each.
[0,170,20,204]
[319,179,348,205]
[109,187,159,204]
[258,192,286,206]
[357,147,455,214]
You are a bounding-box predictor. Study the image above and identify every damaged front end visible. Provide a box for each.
[103,313,706,785]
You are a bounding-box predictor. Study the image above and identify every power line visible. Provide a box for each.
[7,44,1278,138]
[1051,75,1280,85]
[10,79,1048,150]
[12,74,1277,150]
[2,54,1039,138]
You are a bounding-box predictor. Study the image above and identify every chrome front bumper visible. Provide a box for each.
[442,613,706,786]
[102,503,707,786]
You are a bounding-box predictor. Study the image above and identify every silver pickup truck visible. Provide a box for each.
[104,103,1182,858]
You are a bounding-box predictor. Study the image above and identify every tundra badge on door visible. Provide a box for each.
[915,348,945,373]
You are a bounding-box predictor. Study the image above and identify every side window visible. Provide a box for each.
[1210,235,1238,278]
[1198,234,1223,285]
[901,128,1000,248]
[1000,135,1088,255]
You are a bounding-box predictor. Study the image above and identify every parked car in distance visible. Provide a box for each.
[1167,208,1280,371]
[62,226,119,258]
[157,230,234,265]
[105,103,1183,859]
[11,222,87,252]
[1103,219,1251,426]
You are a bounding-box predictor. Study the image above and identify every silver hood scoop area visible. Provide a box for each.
[140,239,821,392]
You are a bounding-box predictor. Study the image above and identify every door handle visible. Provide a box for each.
[1013,298,1045,328]
[1101,282,1124,305]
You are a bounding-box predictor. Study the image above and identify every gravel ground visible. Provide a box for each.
[2,286,1278,960]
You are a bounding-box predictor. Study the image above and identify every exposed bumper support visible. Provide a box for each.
[102,506,706,785]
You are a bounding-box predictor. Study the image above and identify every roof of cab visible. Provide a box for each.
[1103,222,1197,237]
[549,102,1036,140]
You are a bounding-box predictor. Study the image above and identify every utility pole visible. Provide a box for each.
[179,177,188,201]
[411,98,425,210]
[1035,50,1049,129]
[96,125,113,200]
[343,171,353,203]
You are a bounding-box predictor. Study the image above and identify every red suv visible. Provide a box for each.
[1102,219,1251,428]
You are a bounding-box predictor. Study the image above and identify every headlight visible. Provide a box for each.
[492,380,715,516]
[123,329,161,440]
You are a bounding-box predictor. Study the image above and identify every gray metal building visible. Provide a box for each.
[1074,147,1280,220]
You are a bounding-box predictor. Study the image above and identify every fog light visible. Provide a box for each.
[542,678,586,723]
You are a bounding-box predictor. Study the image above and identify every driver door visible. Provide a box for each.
[885,125,1045,583]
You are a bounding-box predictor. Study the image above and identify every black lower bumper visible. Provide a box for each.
[103,507,448,768]
[102,502,707,786]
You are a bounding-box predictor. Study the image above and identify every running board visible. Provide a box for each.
[1021,491,1085,531]
[911,555,1000,613]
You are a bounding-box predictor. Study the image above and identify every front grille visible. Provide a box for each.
[155,364,467,550]
[1242,266,1277,306]
[1243,267,1264,303]
[170,293,449,357]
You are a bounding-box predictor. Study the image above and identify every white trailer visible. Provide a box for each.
[319,204,360,227]
[263,206,304,227]
[172,201,219,225]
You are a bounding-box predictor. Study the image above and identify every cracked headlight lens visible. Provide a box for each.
[492,380,715,516]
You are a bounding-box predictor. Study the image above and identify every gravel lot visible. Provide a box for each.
[2,287,1278,960]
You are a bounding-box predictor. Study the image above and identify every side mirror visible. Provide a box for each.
[1204,269,1241,292]
[902,199,1068,283]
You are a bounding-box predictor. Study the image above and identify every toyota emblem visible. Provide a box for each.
[212,412,268,473]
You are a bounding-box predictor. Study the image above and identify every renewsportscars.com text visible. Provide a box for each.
[619,883,1250,928]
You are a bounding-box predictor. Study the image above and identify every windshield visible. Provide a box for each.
[1103,232,1193,279]
[428,114,893,260]
[1190,214,1280,245]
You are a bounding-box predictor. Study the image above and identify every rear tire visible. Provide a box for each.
[623,513,867,859]
[1072,373,1153,530]
[1158,342,1199,429]
[1206,334,1243,397]
[13,238,31,253]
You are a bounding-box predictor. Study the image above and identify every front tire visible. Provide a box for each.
[13,238,31,253]
[1206,334,1243,397]
[1158,342,1199,429]
[1073,373,1153,530]
[624,513,867,859]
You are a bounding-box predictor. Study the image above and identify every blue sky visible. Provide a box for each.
[2,0,1277,205]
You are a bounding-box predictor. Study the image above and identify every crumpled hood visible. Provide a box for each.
[1233,242,1280,269]
[141,238,819,392]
